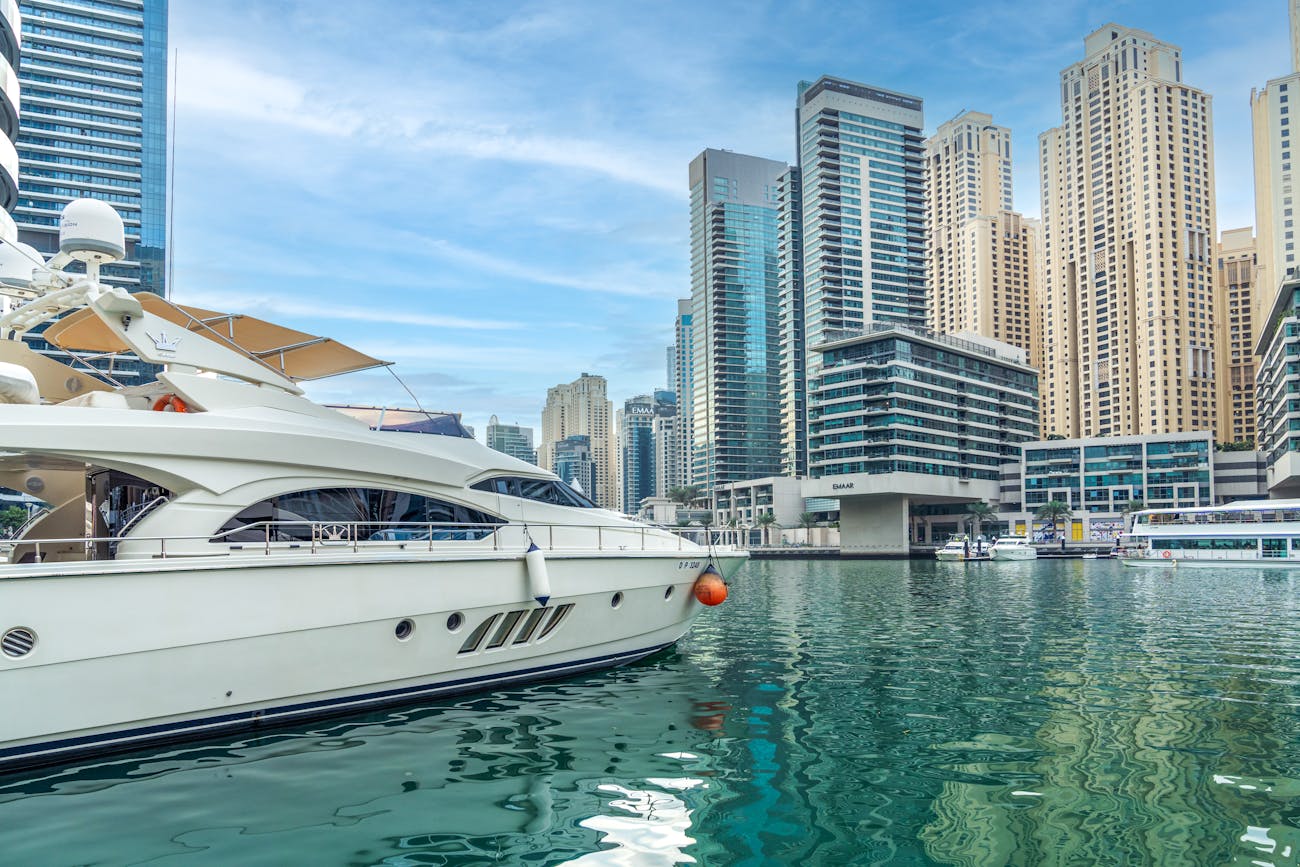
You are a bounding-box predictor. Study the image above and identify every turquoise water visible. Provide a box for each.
[5,558,1300,865]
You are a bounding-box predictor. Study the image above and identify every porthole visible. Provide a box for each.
[2,627,36,658]
[446,612,464,632]
[394,619,415,641]
[611,592,624,609]
[663,586,674,601]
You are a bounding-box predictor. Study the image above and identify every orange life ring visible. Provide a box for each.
[1161,550,1171,559]
[151,394,188,413]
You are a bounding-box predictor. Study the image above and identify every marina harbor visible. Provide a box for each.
[5,1,1300,864]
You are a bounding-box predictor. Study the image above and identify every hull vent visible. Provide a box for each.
[2,627,36,658]
[459,604,574,654]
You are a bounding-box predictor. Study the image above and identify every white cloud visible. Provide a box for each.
[172,289,523,331]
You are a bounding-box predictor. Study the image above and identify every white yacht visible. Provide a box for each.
[989,535,1037,561]
[1119,500,1300,568]
[0,200,746,770]
[936,535,988,561]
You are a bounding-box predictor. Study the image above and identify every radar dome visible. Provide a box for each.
[59,198,125,263]
[0,240,42,289]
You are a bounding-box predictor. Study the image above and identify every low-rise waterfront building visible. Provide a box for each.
[713,476,805,529]
[800,325,1039,554]
[998,431,1265,543]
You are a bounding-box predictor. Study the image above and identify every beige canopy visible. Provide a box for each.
[43,293,389,381]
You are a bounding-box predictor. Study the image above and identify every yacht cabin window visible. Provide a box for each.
[216,487,504,542]
[469,476,596,508]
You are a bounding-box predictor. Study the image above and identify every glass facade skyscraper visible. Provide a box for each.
[688,148,785,493]
[485,414,536,465]
[15,0,167,378]
[619,390,675,513]
[781,77,925,474]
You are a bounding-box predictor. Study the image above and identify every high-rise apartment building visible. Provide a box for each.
[775,165,805,477]
[618,390,674,513]
[538,373,616,509]
[552,435,594,500]
[670,298,693,486]
[778,77,925,478]
[688,148,784,493]
[925,111,1038,361]
[485,415,536,465]
[652,409,683,498]
[15,0,168,378]
[1039,25,1216,438]
[1213,229,1258,446]
[1252,3,1300,328]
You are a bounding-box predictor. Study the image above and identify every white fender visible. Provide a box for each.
[525,542,551,607]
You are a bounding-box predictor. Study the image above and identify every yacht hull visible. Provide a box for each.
[990,549,1037,561]
[0,550,745,771]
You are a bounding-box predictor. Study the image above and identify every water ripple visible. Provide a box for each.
[4,560,1300,864]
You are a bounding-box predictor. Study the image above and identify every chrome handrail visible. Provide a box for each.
[8,518,728,565]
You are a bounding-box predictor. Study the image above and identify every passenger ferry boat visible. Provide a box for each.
[989,535,1037,561]
[1118,499,1300,568]
[0,200,747,770]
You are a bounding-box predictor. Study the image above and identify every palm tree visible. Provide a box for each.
[798,511,818,545]
[1035,500,1073,545]
[965,501,995,539]
[667,485,701,507]
[756,512,777,546]
[667,485,701,525]
[726,517,739,546]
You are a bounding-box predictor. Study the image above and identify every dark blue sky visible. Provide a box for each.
[169,0,1284,435]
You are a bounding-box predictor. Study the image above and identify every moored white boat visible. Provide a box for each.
[936,535,989,561]
[1119,499,1300,568]
[0,200,747,771]
[989,535,1037,561]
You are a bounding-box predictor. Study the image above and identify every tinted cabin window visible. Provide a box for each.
[216,487,503,542]
[470,476,596,508]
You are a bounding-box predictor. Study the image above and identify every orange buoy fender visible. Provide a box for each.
[693,564,727,606]
[151,393,188,413]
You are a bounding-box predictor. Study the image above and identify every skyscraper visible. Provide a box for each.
[538,373,616,509]
[780,76,926,474]
[925,111,1038,360]
[775,165,805,477]
[670,298,693,486]
[688,148,785,493]
[553,435,594,500]
[485,415,536,465]
[1039,25,1216,438]
[618,390,675,513]
[15,0,168,378]
[1213,229,1258,447]
[1252,3,1300,331]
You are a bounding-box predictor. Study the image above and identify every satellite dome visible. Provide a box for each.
[0,240,42,289]
[59,198,125,263]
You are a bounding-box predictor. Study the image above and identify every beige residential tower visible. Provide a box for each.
[925,111,1038,362]
[1039,25,1217,438]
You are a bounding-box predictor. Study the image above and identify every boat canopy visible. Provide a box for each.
[42,293,389,381]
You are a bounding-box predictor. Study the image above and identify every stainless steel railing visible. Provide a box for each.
[7,519,721,565]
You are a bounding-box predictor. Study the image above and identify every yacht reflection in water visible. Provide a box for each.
[0,659,725,865]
